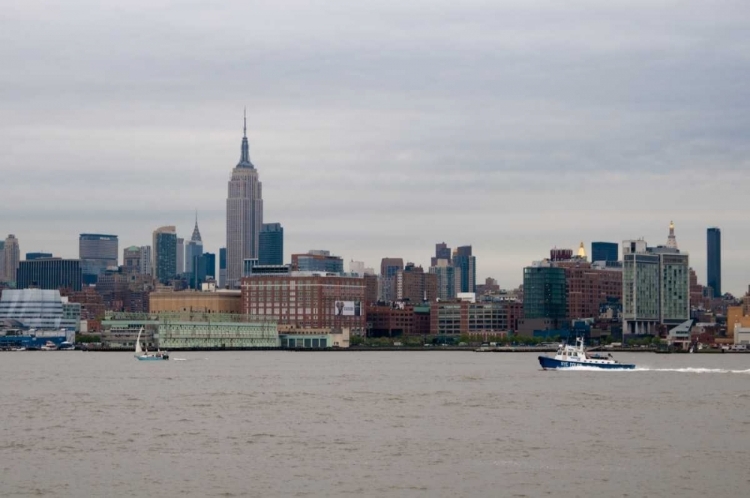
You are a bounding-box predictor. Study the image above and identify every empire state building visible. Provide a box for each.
[226,113,263,288]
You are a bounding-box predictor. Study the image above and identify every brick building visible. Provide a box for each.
[241,274,365,332]
[396,264,438,304]
[96,271,154,313]
[61,286,106,332]
[429,301,512,336]
[364,274,379,305]
[556,261,622,320]
[365,304,431,337]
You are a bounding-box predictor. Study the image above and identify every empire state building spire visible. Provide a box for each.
[226,111,263,288]
[237,108,254,168]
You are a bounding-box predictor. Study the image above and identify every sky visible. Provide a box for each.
[2,0,749,294]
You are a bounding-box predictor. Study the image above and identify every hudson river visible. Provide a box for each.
[1,352,749,497]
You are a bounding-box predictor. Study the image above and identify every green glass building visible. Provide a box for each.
[522,265,567,320]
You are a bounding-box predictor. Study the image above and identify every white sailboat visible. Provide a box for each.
[134,327,168,361]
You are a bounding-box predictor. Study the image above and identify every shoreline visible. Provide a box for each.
[5,347,747,354]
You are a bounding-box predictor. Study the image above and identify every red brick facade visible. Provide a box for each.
[241,275,365,331]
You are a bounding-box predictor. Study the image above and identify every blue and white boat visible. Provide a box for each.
[134,328,168,361]
[538,337,635,370]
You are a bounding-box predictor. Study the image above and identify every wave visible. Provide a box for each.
[637,367,750,374]
[557,366,750,374]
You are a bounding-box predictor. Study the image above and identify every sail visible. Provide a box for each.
[135,328,143,355]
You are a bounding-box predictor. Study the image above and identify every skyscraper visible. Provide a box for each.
[79,234,118,284]
[0,241,4,281]
[523,263,567,321]
[176,237,185,276]
[429,259,459,300]
[379,257,404,302]
[123,246,141,274]
[591,242,618,263]
[226,112,263,288]
[152,226,177,284]
[190,252,216,289]
[259,222,283,265]
[185,214,204,275]
[17,258,82,291]
[453,245,476,293]
[431,242,451,267]
[707,227,721,297]
[139,246,152,276]
[622,225,690,336]
[219,247,227,288]
[3,235,20,285]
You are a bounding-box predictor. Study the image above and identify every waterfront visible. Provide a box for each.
[1,352,749,497]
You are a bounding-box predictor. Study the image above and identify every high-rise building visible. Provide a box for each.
[16,258,82,291]
[622,223,690,335]
[522,262,567,321]
[622,239,659,335]
[3,234,20,285]
[591,242,618,263]
[431,242,452,267]
[396,263,438,303]
[139,246,152,276]
[190,252,216,289]
[379,257,404,302]
[123,246,142,274]
[349,260,365,276]
[348,260,374,276]
[259,222,283,266]
[291,250,344,273]
[219,248,227,288]
[79,234,118,285]
[429,259,459,300]
[707,227,721,297]
[176,237,185,276]
[226,112,263,288]
[453,245,476,293]
[152,226,177,284]
[185,215,203,276]
[0,240,4,281]
[26,252,53,261]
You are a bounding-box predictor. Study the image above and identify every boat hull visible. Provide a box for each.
[538,356,635,370]
[135,355,168,361]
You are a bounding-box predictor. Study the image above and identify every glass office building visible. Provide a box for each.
[522,266,567,320]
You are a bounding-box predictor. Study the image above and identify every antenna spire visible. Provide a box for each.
[237,108,253,168]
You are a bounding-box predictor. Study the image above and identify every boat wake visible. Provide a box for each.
[556,366,750,374]
[636,367,750,374]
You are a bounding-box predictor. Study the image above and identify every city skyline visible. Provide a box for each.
[2,2,749,294]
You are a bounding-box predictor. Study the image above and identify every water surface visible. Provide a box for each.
[1,351,748,497]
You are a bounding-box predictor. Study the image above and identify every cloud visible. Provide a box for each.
[2,0,749,293]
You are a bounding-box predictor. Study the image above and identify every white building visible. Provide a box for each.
[139,245,152,276]
[0,289,80,332]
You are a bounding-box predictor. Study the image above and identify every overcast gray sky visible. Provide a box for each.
[2,0,749,294]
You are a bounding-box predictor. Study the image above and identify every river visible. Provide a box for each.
[1,351,748,497]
